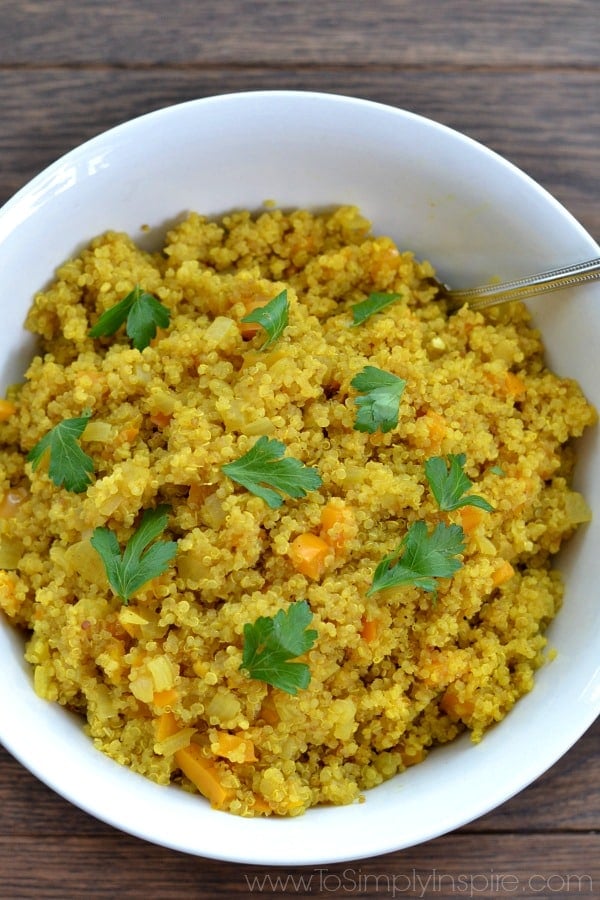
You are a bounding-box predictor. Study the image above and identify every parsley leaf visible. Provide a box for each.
[367,520,466,597]
[425,453,494,512]
[240,600,318,694]
[222,436,322,509]
[351,365,407,434]
[27,408,94,493]
[351,291,402,326]
[489,464,505,477]
[89,285,170,351]
[240,289,289,349]
[90,505,178,604]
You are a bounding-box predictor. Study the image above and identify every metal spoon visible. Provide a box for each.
[442,257,600,312]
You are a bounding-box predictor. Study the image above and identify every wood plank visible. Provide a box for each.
[0,833,597,899]
[2,0,598,66]
[1,68,598,237]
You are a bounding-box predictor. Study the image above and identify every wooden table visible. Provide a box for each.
[1,3,598,897]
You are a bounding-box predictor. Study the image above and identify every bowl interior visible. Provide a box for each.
[0,91,599,864]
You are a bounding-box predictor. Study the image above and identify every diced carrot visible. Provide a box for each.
[212,731,257,763]
[492,560,515,587]
[154,712,196,756]
[149,411,172,429]
[155,711,180,742]
[153,688,178,709]
[419,410,447,448]
[504,372,526,397]
[401,747,425,767]
[289,533,330,580]
[259,693,280,726]
[420,649,451,688]
[0,400,16,422]
[360,615,378,644]
[319,502,355,549]
[440,685,475,720]
[486,371,527,399]
[116,425,139,444]
[175,743,233,809]
[251,794,272,815]
[458,505,484,535]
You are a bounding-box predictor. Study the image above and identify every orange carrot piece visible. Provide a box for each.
[360,616,378,643]
[440,685,475,720]
[212,731,257,763]
[458,505,484,534]
[0,400,16,422]
[486,371,527,399]
[149,411,172,429]
[153,688,178,709]
[289,533,330,580]
[419,410,447,448]
[504,372,526,397]
[492,560,515,587]
[319,502,355,549]
[116,425,139,444]
[419,649,452,688]
[401,747,425,767]
[259,694,280,726]
[251,794,272,815]
[155,711,180,742]
[175,744,233,809]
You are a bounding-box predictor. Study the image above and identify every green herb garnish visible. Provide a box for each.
[222,436,322,509]
[489,464,505,477]
[240,600,318,694]
[240,289,289,349]
[367,520,466,597]
[351,365,407,434]
[90,505,178,604]
[425,453,494,512]
[27,408,94,493]
[351,291,402,326]
[89,285,170,351]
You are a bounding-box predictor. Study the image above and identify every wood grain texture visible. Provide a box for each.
[1,0,599,66]
[1,1,599,896]
[0,833,598,899]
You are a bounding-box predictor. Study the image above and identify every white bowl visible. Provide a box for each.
[0,91,598,865]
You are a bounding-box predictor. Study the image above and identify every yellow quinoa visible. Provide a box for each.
[0,205,595,817]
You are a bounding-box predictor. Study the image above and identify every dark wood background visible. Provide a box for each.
[1,2,598,897]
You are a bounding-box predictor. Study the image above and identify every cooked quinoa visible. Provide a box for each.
[0,205,595,817]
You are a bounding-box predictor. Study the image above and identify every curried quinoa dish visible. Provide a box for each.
[0,205,595,817]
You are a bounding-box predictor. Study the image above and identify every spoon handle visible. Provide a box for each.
[446,256,600,312]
